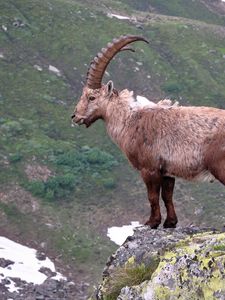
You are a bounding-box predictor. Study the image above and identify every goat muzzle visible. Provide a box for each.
[71,113,86,126]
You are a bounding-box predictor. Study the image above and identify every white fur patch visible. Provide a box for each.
[129,94,179,110]
[129,95,156,109]
[193,171,215,183]
[119,89,179,111]
[136,95,156,107]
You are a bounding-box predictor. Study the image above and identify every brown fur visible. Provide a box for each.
[72,84,225,228]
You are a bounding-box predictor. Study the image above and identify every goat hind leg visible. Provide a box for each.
[206,142,225,185]
[161,176,178,228]
[209,159,225,186]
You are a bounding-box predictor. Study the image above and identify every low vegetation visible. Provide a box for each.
[100,259,159,300]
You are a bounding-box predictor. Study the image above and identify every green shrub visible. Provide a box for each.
[9,153,23,163]
[27,181,45,197]
[45,188,55,201]
[213,244,225,251]
[26,173,77,201]
[56,150,84,168]
[85,148,115,166]
[55,147,118,170]
[46,174,76,191]
[24,146,118,200]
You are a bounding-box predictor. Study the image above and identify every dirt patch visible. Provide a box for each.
[0,185,40,213]
[25,162,53,182]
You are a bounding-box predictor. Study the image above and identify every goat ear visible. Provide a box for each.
[106,80,114,98]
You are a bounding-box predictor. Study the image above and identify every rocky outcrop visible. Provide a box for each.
[91,226,225,300]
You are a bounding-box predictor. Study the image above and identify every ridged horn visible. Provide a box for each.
[86,35,149,89]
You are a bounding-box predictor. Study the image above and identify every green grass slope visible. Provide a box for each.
[75,0,225,26]
[1,0,225,296]
[124,0,225,26]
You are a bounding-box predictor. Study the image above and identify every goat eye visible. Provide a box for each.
[88,96,96,101]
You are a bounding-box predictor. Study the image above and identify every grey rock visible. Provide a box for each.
[91,226,225,300]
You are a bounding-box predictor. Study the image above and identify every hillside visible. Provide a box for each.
[1,0,225,298]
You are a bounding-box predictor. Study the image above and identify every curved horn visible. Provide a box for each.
[86,35,149,89]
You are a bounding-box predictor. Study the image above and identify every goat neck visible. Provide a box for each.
[104,90,136,148]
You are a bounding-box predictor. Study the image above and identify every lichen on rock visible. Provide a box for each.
[92,226,225,300]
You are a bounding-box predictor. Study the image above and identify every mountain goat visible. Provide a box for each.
[72,35,225,229]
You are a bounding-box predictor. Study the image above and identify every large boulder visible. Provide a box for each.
[92,226,225,300]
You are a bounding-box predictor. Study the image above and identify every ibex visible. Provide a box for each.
[72,35,225,229]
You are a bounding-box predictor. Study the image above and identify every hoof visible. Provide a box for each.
[145,219,161,229]
[163,218,178,228]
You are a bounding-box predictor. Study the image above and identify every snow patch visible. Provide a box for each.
[48,65,61,76]
[107,221,141,246]
[0,236,66,292]
[107,13,131,20]
[0,53,4,59]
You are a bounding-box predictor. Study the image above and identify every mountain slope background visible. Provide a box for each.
[1,0,225,298]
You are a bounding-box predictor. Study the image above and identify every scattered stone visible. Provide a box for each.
[33,65,43,71]
[36,251,46,261]
[81,145,90,151]
[48,65,61,76]
[40,242,47,250]
[12,19,25,28]
[1,25,7,32]
[39,267,56,278]
[0,258,14,268]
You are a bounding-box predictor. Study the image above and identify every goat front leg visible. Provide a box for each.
[161,176,178,228]
[141,169,162,229]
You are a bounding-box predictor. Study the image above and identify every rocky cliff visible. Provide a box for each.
[91,226,225,300]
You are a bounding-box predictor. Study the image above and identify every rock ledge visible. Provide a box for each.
[91,226,225,300]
